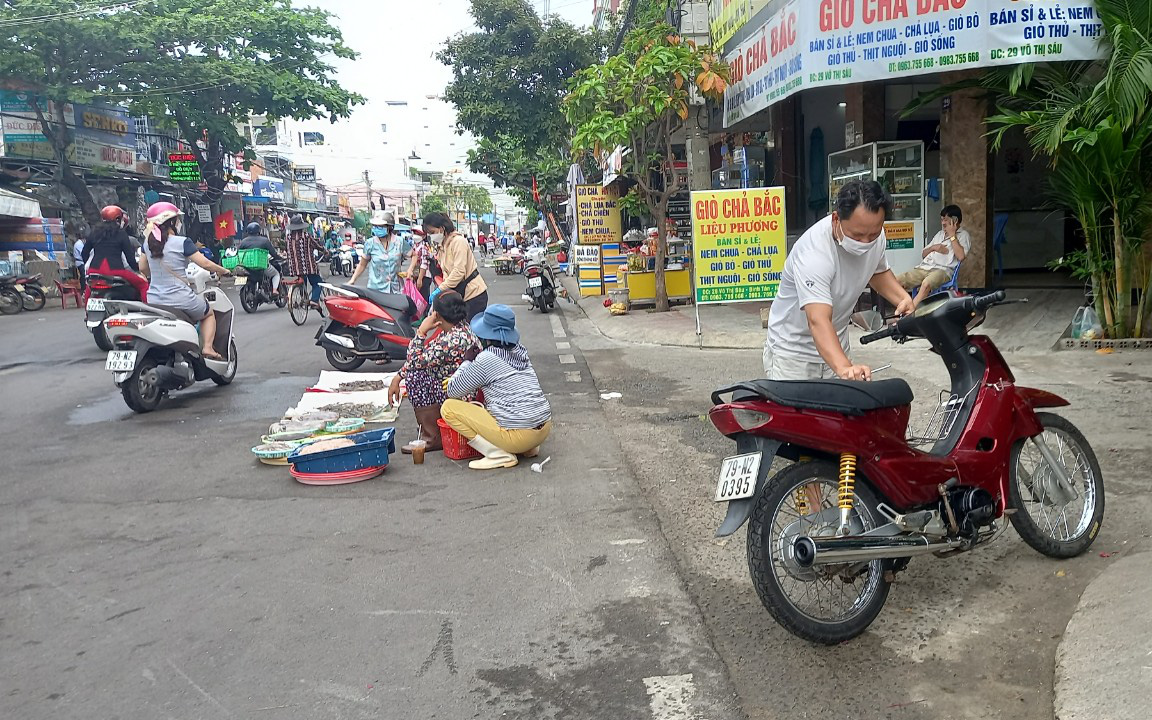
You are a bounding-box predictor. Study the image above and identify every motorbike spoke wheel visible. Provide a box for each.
[747,460,890,645]
[1008,413,1104,558]
[122,358,163,413]
[0,287,24,315]
[22,286,46,311]
[288,285,310,326]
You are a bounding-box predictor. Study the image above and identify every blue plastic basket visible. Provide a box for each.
[288,427,396,474]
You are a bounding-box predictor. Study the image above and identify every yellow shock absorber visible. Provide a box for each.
[794,456,814,516]
[837,453,858,535]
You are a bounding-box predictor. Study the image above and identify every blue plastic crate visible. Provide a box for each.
[288,427,396,474]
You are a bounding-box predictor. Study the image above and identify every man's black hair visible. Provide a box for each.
[941,204,963,224]
[834,180,891,220]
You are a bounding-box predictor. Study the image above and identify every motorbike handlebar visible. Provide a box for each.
[972,289,1007,311]
[860,324,898,345]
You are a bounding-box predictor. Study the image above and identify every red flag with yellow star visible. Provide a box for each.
[214,210,235,241]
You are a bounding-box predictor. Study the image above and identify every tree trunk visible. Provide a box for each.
[653,196,669,312]
[1112,208,1131,337]
[35,100,100,225]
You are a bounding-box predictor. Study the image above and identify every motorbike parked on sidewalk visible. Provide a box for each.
[314,283,419,370]
[85,273,143,350]
[0,273,47,314]
[102,266,237,413]
[522,253,557,314]
[707,290,1104,644]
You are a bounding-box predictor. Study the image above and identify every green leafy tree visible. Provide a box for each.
[0,1,140,222]
[420,194,448,217]
[909,0,1152,336]
[565,22,728,311]
[124,0,363,216]
[439,0,601,216]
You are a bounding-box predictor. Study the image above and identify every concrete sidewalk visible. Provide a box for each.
[1055,548,1152,720]
[562,273,1082,353]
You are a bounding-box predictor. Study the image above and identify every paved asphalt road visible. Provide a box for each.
[0,271,742,720]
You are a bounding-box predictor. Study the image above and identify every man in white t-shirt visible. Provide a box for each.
[897,204,970,306]
[765,181,915,382]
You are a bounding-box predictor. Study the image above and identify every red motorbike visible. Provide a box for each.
[314,283,420,371]
[708,290,1104,644]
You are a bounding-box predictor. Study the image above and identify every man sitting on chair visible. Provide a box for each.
[897,205,970,306]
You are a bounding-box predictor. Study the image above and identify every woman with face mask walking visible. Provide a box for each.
[423,212,488,321]
[350,210,409,294]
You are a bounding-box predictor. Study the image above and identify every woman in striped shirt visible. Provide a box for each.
[441,304,551,470]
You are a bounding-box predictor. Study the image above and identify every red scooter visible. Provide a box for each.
[314,283,420,370]
[708,291,1104,644]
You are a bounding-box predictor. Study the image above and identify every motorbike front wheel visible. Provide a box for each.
[22,286,46,311]
[274,285,289,308]
[0,287,23,315]
[212,339,238,386]
[122,357,164,413]
[1008,412,1104,559]
[747,460,891,645]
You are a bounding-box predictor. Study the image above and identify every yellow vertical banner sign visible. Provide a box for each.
[575,185,621,245]
[691,187,788,304]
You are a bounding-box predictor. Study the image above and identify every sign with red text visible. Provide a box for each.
[724,0,1106,126]
[691,187,788,304]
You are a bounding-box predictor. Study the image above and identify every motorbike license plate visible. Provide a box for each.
[13,284,24,291]
[234,277,247,287]
[105,350,137,372]
[528,276,543,288]
[715,452,762,502]
[86,298,105,312]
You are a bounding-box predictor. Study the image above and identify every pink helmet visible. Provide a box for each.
[146,201,182,226]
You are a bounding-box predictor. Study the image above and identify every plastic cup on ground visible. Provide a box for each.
[411,440,427,464]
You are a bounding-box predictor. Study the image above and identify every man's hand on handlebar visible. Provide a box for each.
[836,363,872,381]
[894,296,915,317]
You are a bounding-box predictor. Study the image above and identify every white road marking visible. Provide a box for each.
[610,539,648,545]
[549,314,566,338]
[558,354,576,364]
[565,371,582,382]
[365,609,457,616]
[556,341,571,350]
[643,674,698,720]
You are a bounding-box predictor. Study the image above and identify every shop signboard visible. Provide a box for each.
[575,184,622,245]
[294,166,318,202]
[884,221,916,250]
[573,244,601,269]
[73,103,136,172]
[710,0,772,50]
[724,0,1107,127]
[167,152,202,182]
[691,187,788,304]
[253,177,286,203]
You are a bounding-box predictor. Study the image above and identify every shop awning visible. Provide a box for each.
[0,187,42,218]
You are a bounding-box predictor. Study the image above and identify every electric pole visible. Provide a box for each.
[363,170,373,212]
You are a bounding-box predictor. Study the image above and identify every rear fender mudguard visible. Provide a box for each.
[715,436,783,537]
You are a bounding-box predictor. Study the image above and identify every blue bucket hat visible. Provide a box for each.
[470,304,520,345]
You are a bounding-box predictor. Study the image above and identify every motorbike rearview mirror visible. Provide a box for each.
[851,310,885,333]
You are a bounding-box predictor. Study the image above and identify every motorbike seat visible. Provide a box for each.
[341,285,416,318]
[721,378,914,416]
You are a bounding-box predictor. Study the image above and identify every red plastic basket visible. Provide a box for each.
[437,419,482,460]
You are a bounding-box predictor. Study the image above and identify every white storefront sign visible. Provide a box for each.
[574,244,601,269]
[724,0,1107,127]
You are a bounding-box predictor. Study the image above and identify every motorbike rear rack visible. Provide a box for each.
[906,383,979,447]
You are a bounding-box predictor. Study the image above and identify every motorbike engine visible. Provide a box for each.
[944,487,997,538]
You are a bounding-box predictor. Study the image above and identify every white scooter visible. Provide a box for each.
[102,265,238,413]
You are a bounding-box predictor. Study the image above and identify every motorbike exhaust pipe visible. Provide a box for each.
[792,534,963,568]
[322,332,355,349]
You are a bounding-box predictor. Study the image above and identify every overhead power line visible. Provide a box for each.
[0,0,155,29]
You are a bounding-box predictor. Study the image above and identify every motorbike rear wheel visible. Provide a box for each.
[1008,412,1104,559]
[274,285,289,308]
[239,285,259,314]
[325,347,365,371]
[747,460,891,645]
[122,357,164,413]
[22,286,46,311]
[92,325,113,351]
[0,287,23,315]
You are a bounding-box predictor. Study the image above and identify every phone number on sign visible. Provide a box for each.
[888,51,980,72]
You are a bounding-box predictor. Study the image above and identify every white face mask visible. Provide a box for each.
[429,232,445,246]
[834,218,873,256]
